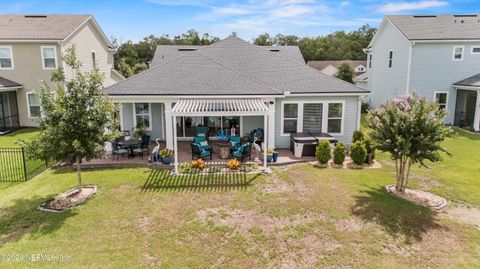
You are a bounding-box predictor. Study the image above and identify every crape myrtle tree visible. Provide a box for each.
[27,45,119,192]
[368,94,452,192]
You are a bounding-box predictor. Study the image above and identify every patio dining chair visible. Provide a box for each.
[133,139,150,159]
[112,141,128,160]
[193,136,213,153]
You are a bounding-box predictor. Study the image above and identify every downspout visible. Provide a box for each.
[405,42,414,95]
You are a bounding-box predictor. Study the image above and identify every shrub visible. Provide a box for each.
[316,140,331,164]
[352,130,364,143]
[363,136,375,164]
[191,159,206,170]
[179,163,193,174]
[350,141,367,165]
[361,102,370,113]
[227,159,240,170]
[333,142,346,165]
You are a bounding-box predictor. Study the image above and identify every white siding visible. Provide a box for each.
[410,42,480,123]
[367,20,411,107]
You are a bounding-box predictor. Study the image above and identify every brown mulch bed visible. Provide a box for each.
[311,159,382,169]
[386,185,447,210]
[39,185,97,212]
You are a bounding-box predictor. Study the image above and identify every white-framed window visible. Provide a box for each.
[41,46,57,69]
[433,91,448,110]
[452,46,464,61]
[388,50,393,68]
[327,103,343,134]
[133,103,152,130]
[282,103,298,135]
[281,101,345,136]
[368,54,372,68]
[27,92,41,118]
[471,46,480,54]
[0,46,14,69]
[91,51,96,68]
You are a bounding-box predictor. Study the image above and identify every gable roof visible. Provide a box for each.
[0,14,91,40]
[386,14,480,41]
[0,76,22,89]
[453,73,480,87]
[307,60,367,72]
[150,44,305,67]
[106,36,368,96]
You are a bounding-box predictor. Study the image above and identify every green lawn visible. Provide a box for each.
[0,128,44,181]
[0,122,479,268]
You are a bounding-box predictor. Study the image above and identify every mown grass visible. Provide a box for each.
[0,165,478,268]
[0,128,44,181]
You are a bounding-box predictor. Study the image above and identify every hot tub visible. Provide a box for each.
[289,132,336,157]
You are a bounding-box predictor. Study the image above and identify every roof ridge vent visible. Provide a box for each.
[178,48,197,51]
[453,14,477,17]
[24,15,48,18]
[413,15,436,18]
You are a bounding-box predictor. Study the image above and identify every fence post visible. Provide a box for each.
[21,147,27,181]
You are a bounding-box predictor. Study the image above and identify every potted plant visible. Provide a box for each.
[227,159,240,171]
[272,150,279,162]
[133,121,146,140]
[160,148,173,165]
[266,148,274,162]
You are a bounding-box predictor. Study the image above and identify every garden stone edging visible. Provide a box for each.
[39,185,97,213]
[385,184,448,210]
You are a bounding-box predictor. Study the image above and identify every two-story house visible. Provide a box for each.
[366,14,480,131]
[0,14,124,134]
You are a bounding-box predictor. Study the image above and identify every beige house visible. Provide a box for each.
[307,60,368,89]
[0,14,124,133]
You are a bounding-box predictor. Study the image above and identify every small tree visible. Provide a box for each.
[335,62,354,84]
[26,45,118,192]
[368,94,452,192]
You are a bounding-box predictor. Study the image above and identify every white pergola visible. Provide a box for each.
[167,98,271,174]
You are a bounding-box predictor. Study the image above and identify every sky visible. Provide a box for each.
[3,0,480,42]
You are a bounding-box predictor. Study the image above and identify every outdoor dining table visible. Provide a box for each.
[117,139,141,158]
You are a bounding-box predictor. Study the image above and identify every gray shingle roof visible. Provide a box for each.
[0,14,91,40]
[387,14,480,40]
[106,37,368,96]
[150,44,305,67]
[0,76,22,88]
[453,73,480,87]
[307,60,367,71]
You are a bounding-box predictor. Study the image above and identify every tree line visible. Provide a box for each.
[113,25,376,78]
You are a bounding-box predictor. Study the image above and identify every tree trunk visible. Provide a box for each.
[76,156,82,193]
[396,156,406,192]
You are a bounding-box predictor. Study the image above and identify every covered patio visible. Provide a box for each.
[453,74,480,131]
[167,98,272,173]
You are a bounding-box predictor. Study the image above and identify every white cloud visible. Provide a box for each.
[339,1,350,7]
[214,6,253,15]
[146,0,210,6]
[377,0,448,13]
[270,5,314,19]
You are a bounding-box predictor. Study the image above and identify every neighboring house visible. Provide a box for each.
[0,14,124,133]
[307,60,368,89]
[366,14,480,131]
[106,36,369,170]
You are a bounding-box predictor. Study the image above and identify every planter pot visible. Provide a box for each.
[272,152,279,162]
[161,156,172,165]
[267,155,273,162]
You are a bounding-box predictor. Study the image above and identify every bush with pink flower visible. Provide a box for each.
[367,93,452,192]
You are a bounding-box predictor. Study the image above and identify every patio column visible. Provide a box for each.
[164,102,174,149]
[268,104,275,149]
[474,90,480,132]
[173,115,179,174]
[264,114,268,172]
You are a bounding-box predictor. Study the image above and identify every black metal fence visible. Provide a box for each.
[0,148,47,182]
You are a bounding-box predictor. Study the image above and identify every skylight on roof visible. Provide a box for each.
[24,15,47,18]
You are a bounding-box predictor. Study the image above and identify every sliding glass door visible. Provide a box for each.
[175,116,240,138]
